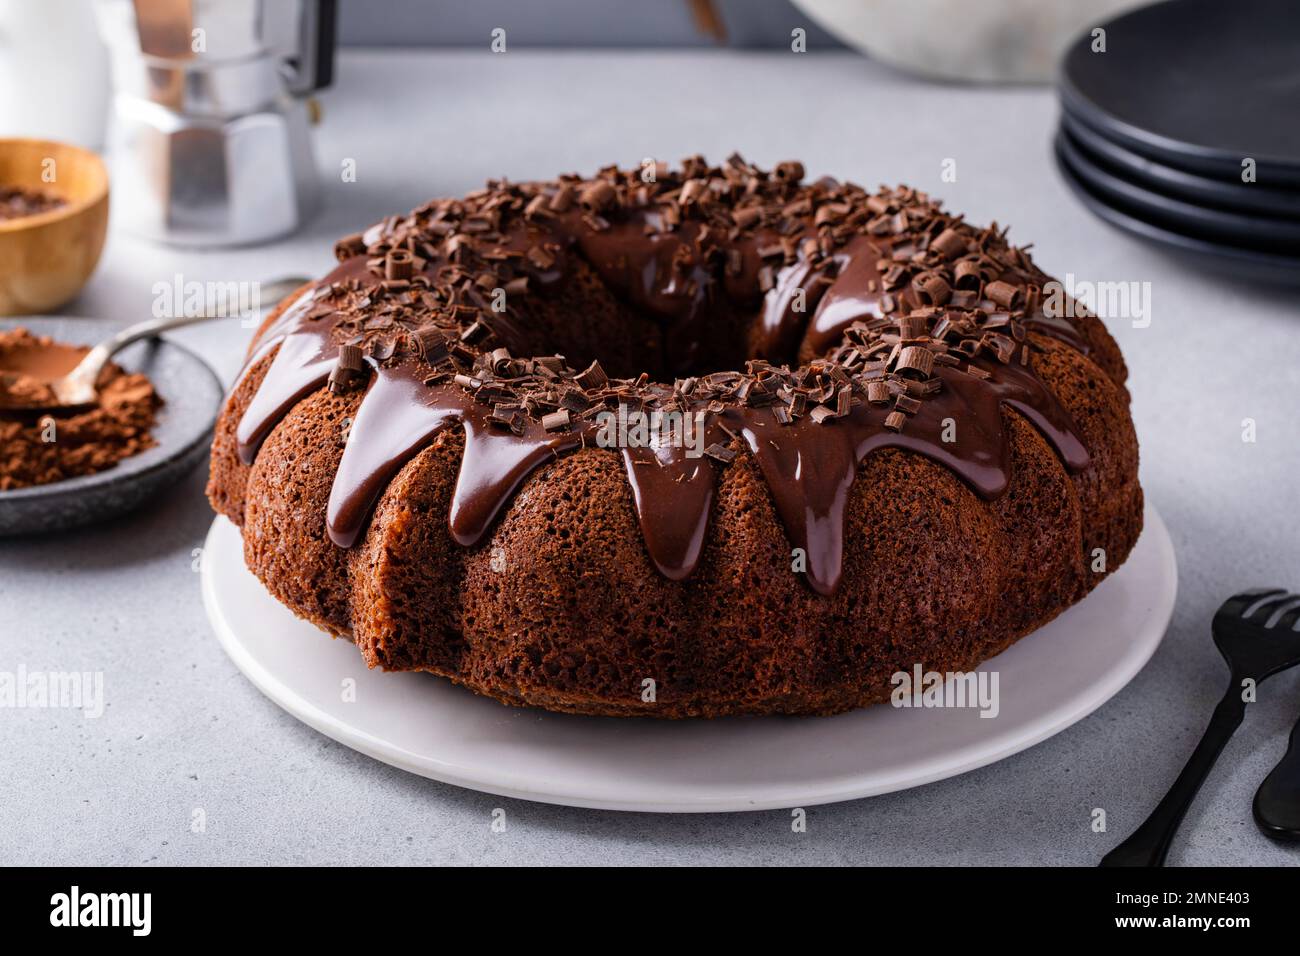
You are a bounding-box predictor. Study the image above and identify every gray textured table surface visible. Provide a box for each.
[3,50,1299,866]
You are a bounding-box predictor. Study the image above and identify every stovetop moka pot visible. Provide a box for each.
[95,0,336,247]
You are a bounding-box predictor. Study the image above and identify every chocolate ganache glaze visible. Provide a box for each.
[233,156,1090,595]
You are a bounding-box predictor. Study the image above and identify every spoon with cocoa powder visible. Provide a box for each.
[0,316,226,535]
[0,276,308,412]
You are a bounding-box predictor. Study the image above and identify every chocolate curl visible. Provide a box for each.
[573,360,608,391]
[328,344,368,394]
[774,161,805,183]
[338,344,364,371]
[985,280,1023,309]
[898,314,930,339]
[385,249,414,281]
[678,179,709,206]
[930,227,967,260]
[548,183,575,212]
[541,409,571,433]
[952,258,985,290]
[413,328,450,364]
[490,348,514,375]
[524,194,553,220]
[334,232,366,260]
[579,181,617,212]
[895,394,922,415]
[895,346,936,378]
[912,273,952,307]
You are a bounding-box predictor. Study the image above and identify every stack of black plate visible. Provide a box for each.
[1055,0,1300,285]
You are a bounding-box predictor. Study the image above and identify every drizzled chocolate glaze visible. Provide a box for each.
[233,157,1092,595]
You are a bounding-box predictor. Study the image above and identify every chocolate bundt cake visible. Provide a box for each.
[207,155,1142,718]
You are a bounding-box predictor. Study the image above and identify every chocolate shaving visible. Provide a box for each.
[579,181,617,212]
[930,228,967,260]
[573,360,608,391]
[985,280,1022,309]
[704,442,737,463]
[912,273,951,306]
[774,161,805,182]
[300,155,1068,485]
[542,409,571,432]
[895,346,935,378]
[385,250,414,281]
[894,394,922,415]
[335,232,367,260]
[866,381,891,404]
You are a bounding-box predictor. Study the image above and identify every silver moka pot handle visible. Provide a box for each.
[284,0,337,97]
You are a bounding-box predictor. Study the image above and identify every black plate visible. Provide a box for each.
[1054,132,1300,288]
[1059,110,1300,219]
[1059,0,1300,186]
[1057,127,1300,250]
[0,317,223,536]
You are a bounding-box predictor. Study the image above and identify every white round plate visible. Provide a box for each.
[201,502,1176,813]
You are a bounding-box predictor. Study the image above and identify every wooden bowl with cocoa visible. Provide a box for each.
[0,138,109,316]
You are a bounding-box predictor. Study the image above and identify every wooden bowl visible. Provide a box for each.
[0,138,109,316]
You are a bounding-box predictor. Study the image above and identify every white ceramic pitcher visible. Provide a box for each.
[0,0,109,148]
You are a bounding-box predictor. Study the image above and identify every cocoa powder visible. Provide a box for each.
[0,328,162,490]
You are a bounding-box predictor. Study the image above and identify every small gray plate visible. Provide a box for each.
[0,317,224,536]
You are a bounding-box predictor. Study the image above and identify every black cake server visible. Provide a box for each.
[1254,711,1300,841]
[1102,589,1300,866]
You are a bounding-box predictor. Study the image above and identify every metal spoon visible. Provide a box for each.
[0,276,309,412]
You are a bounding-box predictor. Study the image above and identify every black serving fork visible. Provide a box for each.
[1101,588,1300,867]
